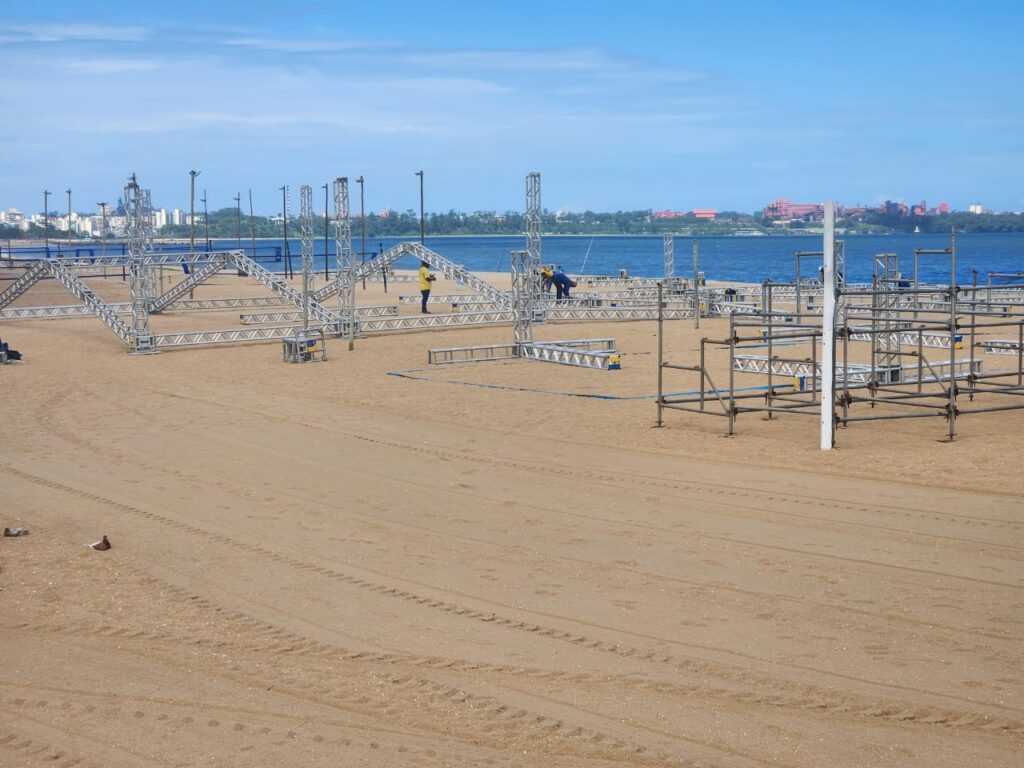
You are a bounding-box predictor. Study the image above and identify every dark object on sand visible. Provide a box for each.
[3,527,29,537]
[87,535,111,551]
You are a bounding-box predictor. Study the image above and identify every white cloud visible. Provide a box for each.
[58,58,158,74]
[0,23,149,43]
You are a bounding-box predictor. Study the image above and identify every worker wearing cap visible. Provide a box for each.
[540,266,554,293]
[418,260,436,313]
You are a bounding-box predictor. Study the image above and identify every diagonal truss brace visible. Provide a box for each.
[0,260,49,309]
[148,253,229,312]
[226,250,343,328]
[314,242,510,308]
[47,261,135,344]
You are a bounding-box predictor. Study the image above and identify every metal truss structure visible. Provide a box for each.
[658,229,1024,445]
[150,324,338,349]
[299,184,314,332]
[48,261,135,344]
[359,309,513,333]
[0,260,49,309]
[0,303,106,321]
[332,177,354,341]
[149,253,229,312]
[663,234,674,278]
[848,326,956,349]
[981,339,1023,355]
[314,241,510,308]
[519,340,619,370]
[239,304,398,325]
[872,254,901,371]
[510,249,533,346]
[124,176,154,352]
[732,353,981,386]
[525,172,542,299]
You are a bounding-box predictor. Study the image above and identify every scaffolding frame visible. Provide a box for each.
[657,227,1024,445]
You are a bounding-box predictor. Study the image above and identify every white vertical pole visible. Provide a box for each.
[820,201,836,450]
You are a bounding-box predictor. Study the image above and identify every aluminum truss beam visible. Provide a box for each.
[48,252,223,268]
[519,341,619,370]
[0,260,49,309]
[733,353,981,385]
[358,309,513,333]
[124,176,154,352]
[48,261,135,345]
[663,234,674,278]
[525,172,542,300]
[544,305,694,322]
[313,242,510,307]
[166,296,288,311]
[227,250,343,328]
[981,339,1023,355]
[332,177,355,340]
[148,253,229,312]
[511,249,533,346]
[239,305,397,325]
[150,323,342,349]
[0,303,120,321]
[428,343,518,364]
[848,327,956,348]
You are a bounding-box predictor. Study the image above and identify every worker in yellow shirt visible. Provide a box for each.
[418,260,436,313]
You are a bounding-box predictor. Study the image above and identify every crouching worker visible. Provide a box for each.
[540,266,554,293]
[418,260,436,313]
[552,267,576,300]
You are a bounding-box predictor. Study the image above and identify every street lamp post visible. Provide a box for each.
[43,190,50,255]
[248,189,257,261]
[322,183,329,280]
[415,170,424,245]
[280,185,291,280]
[97,202,108,277]
[356,176,366,289]
[66,188,72,254]
[188,170,200,297]
[202,189,210,250]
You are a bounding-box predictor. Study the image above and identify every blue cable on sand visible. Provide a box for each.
[386,368,777,401]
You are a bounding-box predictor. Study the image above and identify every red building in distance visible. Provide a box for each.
[653,208,717,220]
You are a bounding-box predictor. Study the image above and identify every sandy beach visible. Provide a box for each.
[1,267,1021,767]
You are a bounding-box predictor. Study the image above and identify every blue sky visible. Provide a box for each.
[1,1,1021,216]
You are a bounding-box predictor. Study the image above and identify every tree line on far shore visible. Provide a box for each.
[4,208,1024,242]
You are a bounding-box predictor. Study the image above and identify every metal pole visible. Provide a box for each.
[201,189,209,250]
[728,312,736,435]
[699,339,706,412]
[43,190,50,255]
[692,238,699,329]
[188,170,199,297]
[66,188,72,253]
[415,170,425,245]
[948,229,957,441]
[656,281,664,427]
[820,200,836,451]
[234,193,242,249]
[323,183,329,280]
[766,284,774,418]
[97,202,108,277]
[357,176,366,290]
[248,189,257,260]
[280,185,291,280]
[795,251,801,324]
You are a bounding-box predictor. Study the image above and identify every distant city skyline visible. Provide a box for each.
[2,1,1022,215]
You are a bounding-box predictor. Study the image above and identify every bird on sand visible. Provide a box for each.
[87,535,111,551]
